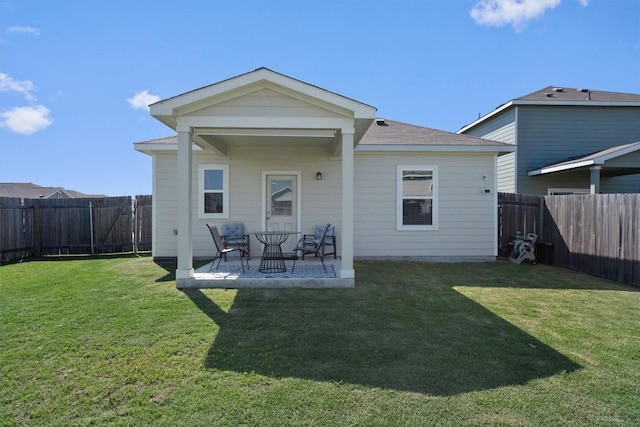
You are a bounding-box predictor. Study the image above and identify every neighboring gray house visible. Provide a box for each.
[0,183,98,199]
[458,86,640,195]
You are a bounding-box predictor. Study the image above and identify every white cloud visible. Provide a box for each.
[470,0,562,30]
[127,90,160,111]
[8,26,40,36]
[0,72,36,102]
[0,105,53,135]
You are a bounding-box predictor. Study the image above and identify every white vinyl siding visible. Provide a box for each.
[154,147,499,260]
[354,152,497,258]
[153,145,343,259]
[152,153,178,258]
[185,88,344,119]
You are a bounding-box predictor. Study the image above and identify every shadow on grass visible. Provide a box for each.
[183,263,582,396]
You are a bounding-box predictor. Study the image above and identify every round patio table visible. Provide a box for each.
[252,231,300,273]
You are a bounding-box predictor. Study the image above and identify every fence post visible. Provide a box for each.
[89,201,95,255]
[133,198,138,254]
[33,200,42,258]
[538,197,545,240]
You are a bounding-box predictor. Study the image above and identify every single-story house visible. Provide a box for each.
[134,68,513,287]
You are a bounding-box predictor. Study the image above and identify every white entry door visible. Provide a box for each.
[265,174,298,250]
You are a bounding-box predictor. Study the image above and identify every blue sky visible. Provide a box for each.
[1,0,639,197]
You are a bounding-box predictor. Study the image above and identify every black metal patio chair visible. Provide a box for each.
[291,223,331,273]
[206,223,249,273]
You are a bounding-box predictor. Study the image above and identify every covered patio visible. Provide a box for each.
[144,68,377,288]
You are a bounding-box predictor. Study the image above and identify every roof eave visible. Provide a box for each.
[149,68,377,132]
[458,101,514,134]
[134,141,202,156]
[529,159,598,176]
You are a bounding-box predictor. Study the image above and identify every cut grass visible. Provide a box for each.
[1,255,639,426]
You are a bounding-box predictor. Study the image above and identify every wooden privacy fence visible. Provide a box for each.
[498,193,640,287]
[134,195,152,252]
[0,195,152,263]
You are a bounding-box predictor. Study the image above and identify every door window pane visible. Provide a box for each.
[271,179,293,216]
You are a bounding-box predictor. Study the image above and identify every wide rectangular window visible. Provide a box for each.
[397,165,438,230]
[199,164,229,219]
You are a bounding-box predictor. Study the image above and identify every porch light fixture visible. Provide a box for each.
[316,171,323,181]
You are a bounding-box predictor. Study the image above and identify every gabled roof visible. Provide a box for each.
[150,67,377,136]
[0,183,96,199]
[152,67,376,113]
[358,119,514,153]
[528,141,640,176]
[459,86,640,133]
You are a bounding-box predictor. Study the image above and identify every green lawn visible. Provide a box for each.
[1,255,638,426]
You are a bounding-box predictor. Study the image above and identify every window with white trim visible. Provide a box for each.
[547,188,589,195]
[199,164,229,219]
[397,165,438,230]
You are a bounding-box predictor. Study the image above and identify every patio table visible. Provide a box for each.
[252,231,300,273]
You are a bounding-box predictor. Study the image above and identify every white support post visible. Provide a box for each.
[176,126,194,280]
[340,128,355,279]
[590,166,601,194]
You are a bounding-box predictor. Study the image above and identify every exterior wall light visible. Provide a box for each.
[316,172,323,181]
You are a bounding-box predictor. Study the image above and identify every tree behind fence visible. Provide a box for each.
[499,193,640,287]
[1,195,152,263]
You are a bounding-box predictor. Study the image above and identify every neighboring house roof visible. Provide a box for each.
[134,119,515,155]
[528,141,640,176]
[516,86,640,103]
[357,119,514,153]
[459,86,640,133]
[0,183,98,199]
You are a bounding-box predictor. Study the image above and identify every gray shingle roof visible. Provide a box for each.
[516,86,640,103]
[134,135,177,145]
[359,119,511,147]
[136,120,512,150]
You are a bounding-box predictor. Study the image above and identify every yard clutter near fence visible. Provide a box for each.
[499,193,640,287]
[0,195,151,263]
